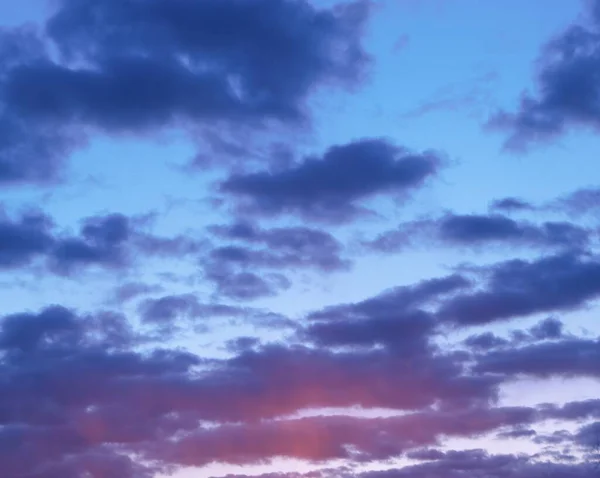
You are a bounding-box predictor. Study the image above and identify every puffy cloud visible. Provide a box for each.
[0,209,54,268]
[302,274,469,353]
[437,252,600,325]
[221,139,441,223]
[210,222,350,272]
[1,298,596,476]
[205,268,291,301]
[464,332,510,351]
[0,301,502,475]
[0,0,371,184]
[556,187,600,216]
[529,317,564,340]
[539,399,600,421]
[0,210,201,275]
[463,318,565,352]
[487,0,600,149]
[203,223,350,300]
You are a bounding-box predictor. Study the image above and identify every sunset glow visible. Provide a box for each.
[1,0,600,477]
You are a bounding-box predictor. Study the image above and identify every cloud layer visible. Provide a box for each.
[0,0,599,477]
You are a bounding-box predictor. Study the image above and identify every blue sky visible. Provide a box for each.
[1,1,600,477]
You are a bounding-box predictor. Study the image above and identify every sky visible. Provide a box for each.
[1,0,600,477]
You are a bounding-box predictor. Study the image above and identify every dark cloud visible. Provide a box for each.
[110,282,164,304]
[0,305,80,352]
[438,252,600,325]
[303,274,469,353]
[205,267,291,301]
[406,448,446,461]
[539,399,600,421]
[0,0,371,184]
[487,1,600,149]
[0,303,500,476]
[225,336,262,353]
[356,449,596,478]
[496,428,537,439]
[138,294,295,334]
[138,293,260,324]
[0,306,196,477]
[203,222,349,299]
[311,274,470,321]
[529,317,564,340]
[463,318,564,352]
[576,421,600,449]
[464,332,510,351]
[475,337,600,378]
[2,298,595,476]
[0,27,82,185]
[304,309,436,355]
[533,429,574,446]
[221,139,441,223]
[0,210,202,275]
[556,187,600,216]
[0,209,54,268]
[139,293,206,324]
[154,406,537,468]
[0,306,136,356]
[368,213,589,253]
[51,213,132,272]
[209,222,350,272]
[489,197,535,212]
[437,214,587,248]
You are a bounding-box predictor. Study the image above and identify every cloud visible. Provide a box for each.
[0,305,80,352]
[0,303,502,476]
[368,213,590,253]
[437,252,600,325]
[0,305,199,477]
[51,213,133,272]
[0,210,202,275]
[154,406,538,468]
[0,0,371,185]
[356,449,596,478]
[437,214,588,248]
[221,139,441,223]
[464,332,510,351]
[539,399,600,421]
[1,300,594,475]
[489,197,535,212]
[109,282,164,304]
[487,0,600,149]
[210,222,350,272]
[304,309,436,354]
[475,337,600,378]
[137,294,292,330]
[302,274,469,354]
[205,268,291,301]
[576,421,600,449]
[139,293,208,324]
[463,318,565,352]
[0,306,137,354]
[529,317,564,340]
[0,208,54,268]
[203,222,350,299]
[555,187,600,216]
